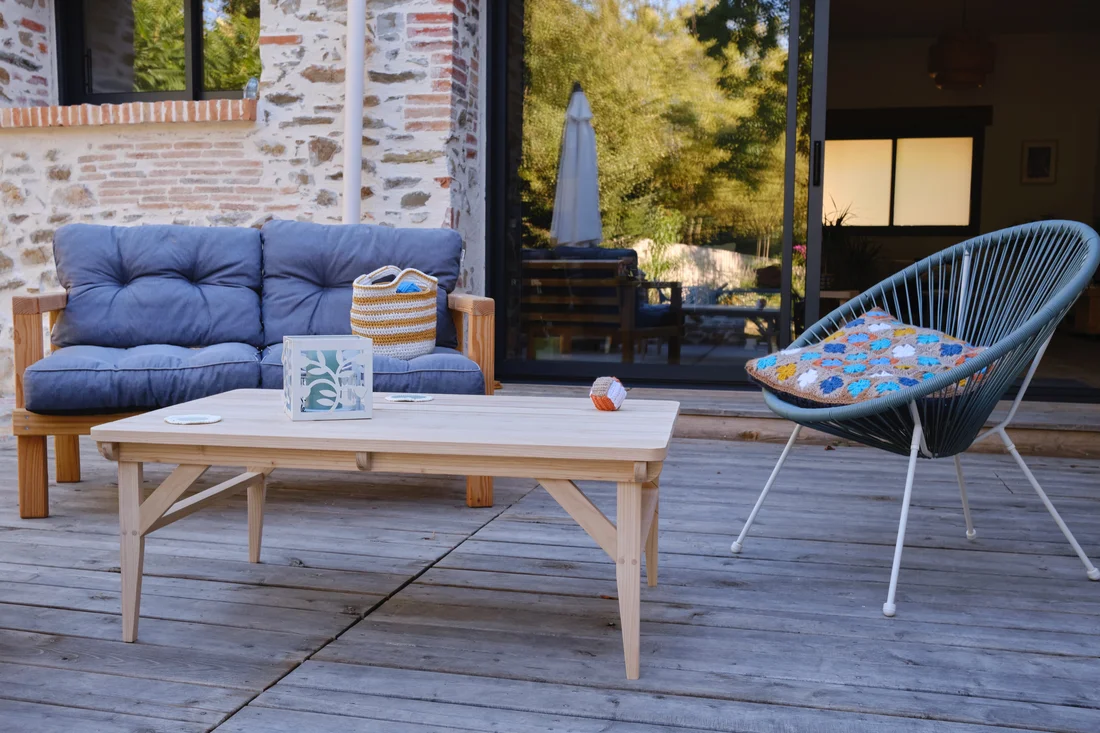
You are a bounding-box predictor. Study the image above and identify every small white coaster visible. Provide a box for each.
[385,394,434,403]
[164,414,222,425]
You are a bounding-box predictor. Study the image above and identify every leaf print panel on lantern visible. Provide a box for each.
[283,335,374,421]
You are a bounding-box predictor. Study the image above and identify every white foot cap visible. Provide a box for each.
[966,529,977,540]
[1087,568,1100,581]
[882,602,896,617]
[730,541,743,554]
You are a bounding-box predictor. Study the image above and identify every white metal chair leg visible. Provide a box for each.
[731,425,801,554]
[883,419,923,618]
[953,455,977,540]
[999,432,1100,581]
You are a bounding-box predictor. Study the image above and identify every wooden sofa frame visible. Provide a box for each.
[11,291,497,519]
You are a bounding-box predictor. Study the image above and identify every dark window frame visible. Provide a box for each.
[55,0,246,105]
[824,106,992,237]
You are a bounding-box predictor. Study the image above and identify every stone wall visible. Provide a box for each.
[0,0,485,397]
[0,0,53,107]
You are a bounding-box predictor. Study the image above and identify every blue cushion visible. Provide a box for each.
[636,303,674,328]
[260,343,484,395]
[51,224,263,349]
[23,343,261,414]
[260,221,461,349]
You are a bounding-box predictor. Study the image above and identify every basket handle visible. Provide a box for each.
[358,265,405,285]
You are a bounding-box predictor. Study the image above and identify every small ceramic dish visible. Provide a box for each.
[385,394,434,403]
[164,414,222,425]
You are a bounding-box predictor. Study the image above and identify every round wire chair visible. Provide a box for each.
[730,220,1100,616]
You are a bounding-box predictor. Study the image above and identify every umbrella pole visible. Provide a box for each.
[342,0,368,224]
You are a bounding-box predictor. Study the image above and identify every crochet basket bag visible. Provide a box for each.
[351,265,438,360]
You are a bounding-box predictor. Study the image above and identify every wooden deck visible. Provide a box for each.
[1,432,1099,731]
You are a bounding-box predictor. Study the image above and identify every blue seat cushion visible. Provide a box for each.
[260,343,484,395]
[23,343,261,414]
[637,303,675,328]
[260,221,461,349]
[51,224,263,349]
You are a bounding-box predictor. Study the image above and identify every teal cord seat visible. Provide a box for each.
[731,220,1100,616]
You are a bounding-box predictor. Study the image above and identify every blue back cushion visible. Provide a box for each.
[260,220,462,348]
[52,224,263,349]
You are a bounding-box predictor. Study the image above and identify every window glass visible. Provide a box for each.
[204,0,261,92]
[84,0,187,93]
[893,137,973,226]
[822,139,893,226]
[502,0,802,370]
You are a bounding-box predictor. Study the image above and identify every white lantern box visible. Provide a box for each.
[283,335,373,421]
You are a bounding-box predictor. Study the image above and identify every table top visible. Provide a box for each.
[90,389,681,462]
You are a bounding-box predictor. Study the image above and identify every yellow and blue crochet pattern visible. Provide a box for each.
[745,308,986,407]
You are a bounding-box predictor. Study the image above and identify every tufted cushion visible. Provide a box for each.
[51,224,263,349]
[746,308,986,406]
[259,343,484,394]
[23,343,261,414]
[260,220,461,349]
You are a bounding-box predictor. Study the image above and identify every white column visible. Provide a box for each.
[342,0,368,224]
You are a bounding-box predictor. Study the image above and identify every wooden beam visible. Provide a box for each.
[12,291,67,315]
[13,409,142,437]
[640,482,659,551]
[538,478,616,558]
[246,466,272,563]
[447,292,495,316]
[137,464,209,536]
[355,452,372,471]
[118,461,144,642]
[55,435,81,483]
[616,480,643,680]
[116,443,646,482]
[13,313,43,409]
[465,476,493,508]
[17,436,48,518]
[145,471,265,534]
[98,442,119,462]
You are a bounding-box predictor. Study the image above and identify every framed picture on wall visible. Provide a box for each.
[1021,141,1057,184]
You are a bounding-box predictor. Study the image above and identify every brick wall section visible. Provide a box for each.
[0,99,257,127]
[0,0,485,396]
[0,0,53,107]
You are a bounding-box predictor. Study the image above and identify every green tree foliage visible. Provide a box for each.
[521,0,798,256]
[130,0,259,94]
[132,0,187,92]
[204,7,261,92]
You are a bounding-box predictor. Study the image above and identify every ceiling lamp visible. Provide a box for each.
[928,31,996,90]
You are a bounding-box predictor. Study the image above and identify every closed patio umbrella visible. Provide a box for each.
[550,83,603,246]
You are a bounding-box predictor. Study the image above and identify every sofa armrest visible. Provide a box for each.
[13,291,67,315]
[448,293,495,396]
[448,292,495,317]
[12,293,65,409]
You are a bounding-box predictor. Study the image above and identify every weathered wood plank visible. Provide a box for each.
[0,629,292,690]
[273,661,1094,733]
[0,662,248,723]
[212,706,485,733]
[252,685,708,733]
[0,699,207,733]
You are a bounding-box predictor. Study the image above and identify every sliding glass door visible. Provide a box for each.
[488,0,830,384]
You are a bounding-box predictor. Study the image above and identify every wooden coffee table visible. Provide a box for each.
[91,389,679,679]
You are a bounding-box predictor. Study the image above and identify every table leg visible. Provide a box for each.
[118,461,144,642]
[616,480,643,680]
[645,496,659,588]
[247,466,267,563]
